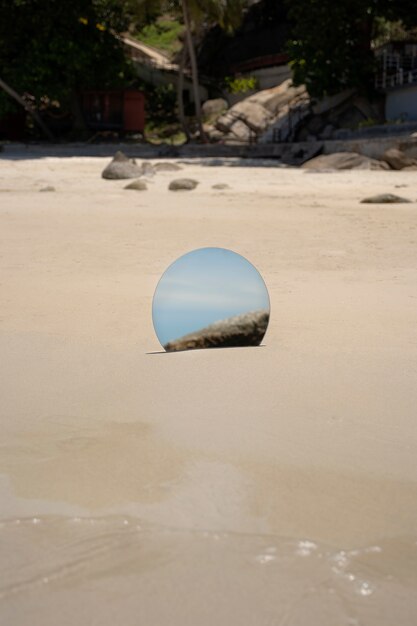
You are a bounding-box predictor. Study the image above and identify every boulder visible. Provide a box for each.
[102,151,143,180]
[382,148,417,170]
[302,152,390,170]
[168,178,199,191]
[124,179,147,191]
[216,101,273,134]
[253,80,307,115]
[360,194,411,204]
[153,162,182,172]
[202,98,228,119]
[164,310,269,352]
[230,119,253,142]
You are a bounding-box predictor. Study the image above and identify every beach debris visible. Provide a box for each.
[164,309,269,352]
[360,193,411,204]
[124,179,147,191]
[168,178,199,191]
[39,185,55,192]
[153,162,182,172]
[382,148,417,170]
[302,152,390,170]
[101,151,143,180]
[212,183,230,190]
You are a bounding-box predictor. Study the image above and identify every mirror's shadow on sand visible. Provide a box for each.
[146,345,267,355]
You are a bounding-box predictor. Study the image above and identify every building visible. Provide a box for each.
[375,41,417,121]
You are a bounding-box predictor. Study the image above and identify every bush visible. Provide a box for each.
[223,76,258,94]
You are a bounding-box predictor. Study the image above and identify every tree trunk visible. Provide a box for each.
[178,44,191,141]
[181,0,207,142]
[0,77,54,141]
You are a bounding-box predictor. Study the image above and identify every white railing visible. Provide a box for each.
[376,67,417,89]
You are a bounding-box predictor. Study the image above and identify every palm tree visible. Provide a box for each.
[180,0,206,141]
[136,0,249,141]
[180,0,249,141]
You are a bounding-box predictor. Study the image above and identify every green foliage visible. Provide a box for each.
[372,17,417,48]
[144,83,178,125]
[224,75,258,94]
[285,0,417,98]
[0,0,134,117]
[136,18,183,56]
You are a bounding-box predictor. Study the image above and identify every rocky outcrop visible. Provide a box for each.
[102,151,143,180]
[168,178,199,191]
[215,79,310,144]
[164,309,270,352]
[302,152,390,171]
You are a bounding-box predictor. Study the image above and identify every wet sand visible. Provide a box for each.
[1,155,417,624]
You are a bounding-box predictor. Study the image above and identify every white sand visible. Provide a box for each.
[1,156,417,624]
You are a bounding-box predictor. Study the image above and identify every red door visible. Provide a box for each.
[123,91,145,132]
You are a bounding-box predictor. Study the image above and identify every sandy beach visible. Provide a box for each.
[1,154,417,624]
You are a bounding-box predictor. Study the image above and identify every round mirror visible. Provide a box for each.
[152,247,270,352]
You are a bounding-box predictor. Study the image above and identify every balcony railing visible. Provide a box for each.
[376,67,417,90]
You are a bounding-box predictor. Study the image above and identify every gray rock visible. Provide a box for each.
[382,148,417,170]
[141,161,155,177]
[168,178,199,191]
[39,185,55,192]
[360,194,411,204]
[102,151,143,180]
[212,183,230,190]
[153,162,182,172]
[202,98,228,118]
[302,152,390,170]
[230,119,253,142]
[164,310,269,352]
[124,179,147,191]
[216,100,273,134]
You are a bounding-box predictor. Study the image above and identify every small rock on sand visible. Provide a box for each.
[360,193,411,204]
[154,162,182,172]
[302,152,390,170]
[169,178,199,191]
[124,179,147,191]
[212,183,230,190]
[141,162,155,177]
[102,151,143,180]
[39,185,55,192]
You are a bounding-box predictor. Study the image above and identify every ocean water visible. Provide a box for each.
[1,515,416,626]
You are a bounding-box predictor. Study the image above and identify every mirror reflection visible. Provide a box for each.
[152,247,270,352]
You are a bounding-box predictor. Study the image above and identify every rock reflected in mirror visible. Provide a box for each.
[152,248,270,352]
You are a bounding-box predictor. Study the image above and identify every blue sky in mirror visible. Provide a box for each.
[152,248,270,346]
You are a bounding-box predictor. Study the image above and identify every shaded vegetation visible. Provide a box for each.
[285,0,417,97]
[0,0,134,122]
[135,17,184,57]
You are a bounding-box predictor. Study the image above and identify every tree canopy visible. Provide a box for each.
[285,0,417,98]
[0,0,134,117]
